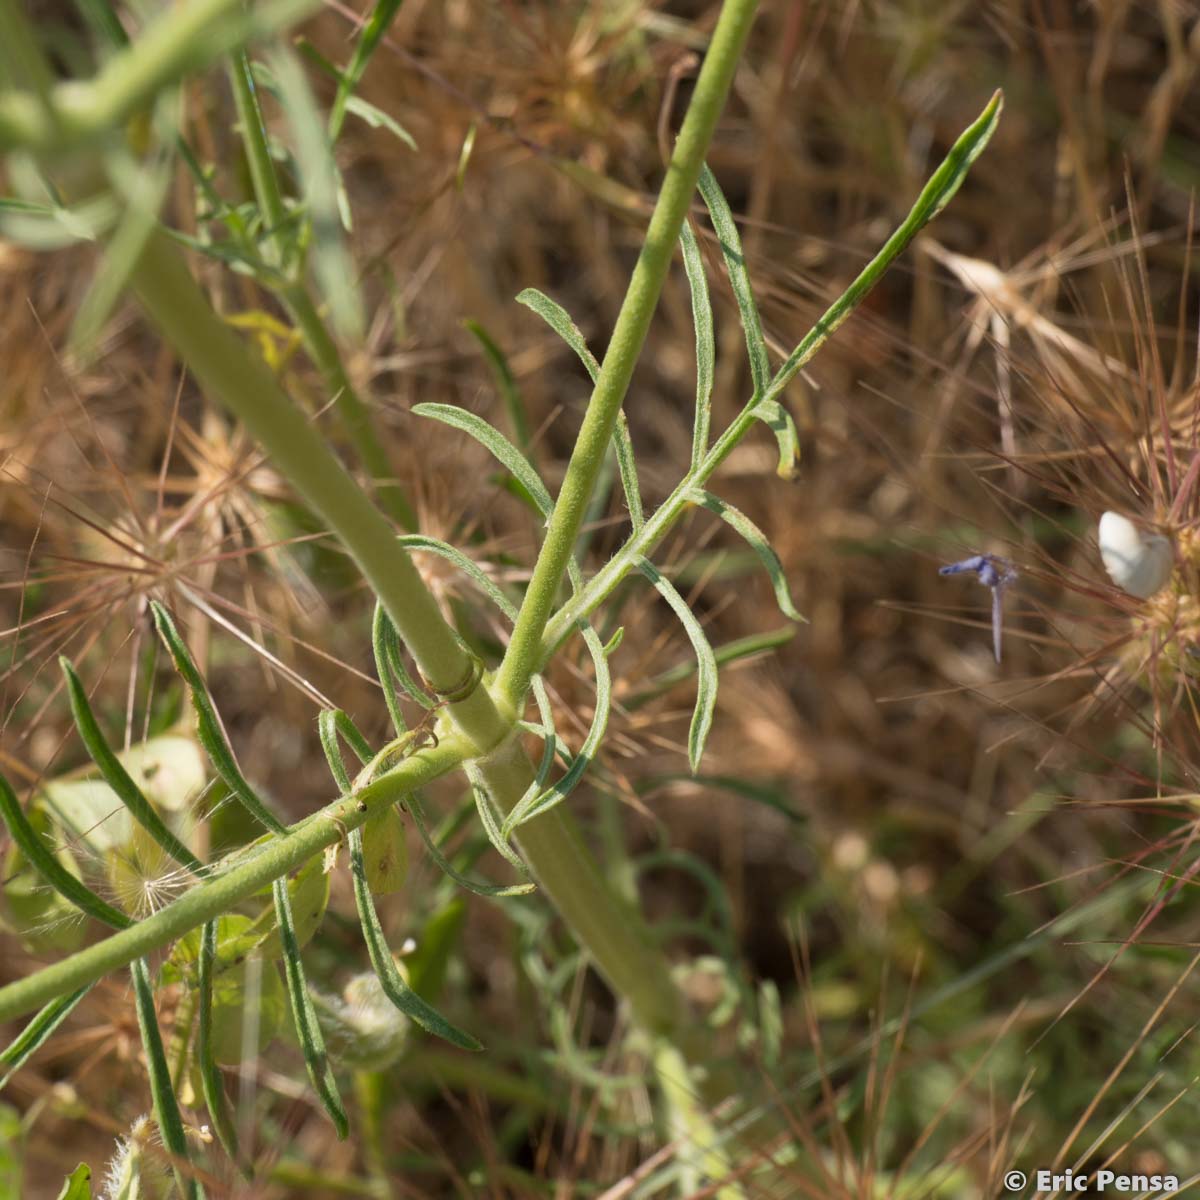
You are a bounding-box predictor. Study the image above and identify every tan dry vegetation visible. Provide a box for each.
[5,0,1200,1195]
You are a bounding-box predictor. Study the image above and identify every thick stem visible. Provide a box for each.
[493,0,760,712]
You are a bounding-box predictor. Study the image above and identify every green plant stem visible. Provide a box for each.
[228,51,417,530]
[0,0,317,151]
[0,734,472,1023]
[128,230,497,736]
[282,283,418,531]
[538,89,1004,664]
[493,0,760,713]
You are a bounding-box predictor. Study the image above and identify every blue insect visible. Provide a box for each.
[938,554,1016,663]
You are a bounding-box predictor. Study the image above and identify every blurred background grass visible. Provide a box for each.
[4,0,1200,1195]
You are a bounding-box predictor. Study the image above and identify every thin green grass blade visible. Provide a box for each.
[197,920,242,1173]
[696,164,769,399]
[688,490,804,621]
[130,958,201,1200]
[150,602,287,836]
[502,623,610,836]
[328,0,405,139]
[635,561,717,772]
[753,399,800,480]
[60,658,205,876]
[770,91,1004,395]
[464,319,534,457]
[347,826,482,1050]
[0,772,130,929]
[679,218,714,471]
[0,985,92,1091]
[272,877,349,1138]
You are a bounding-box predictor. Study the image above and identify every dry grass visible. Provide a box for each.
[5,1,1200,1195]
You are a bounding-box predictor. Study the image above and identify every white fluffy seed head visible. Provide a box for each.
[1098,512,1173,599]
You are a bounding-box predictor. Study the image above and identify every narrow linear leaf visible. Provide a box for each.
[613,412,644,531]
[348,827,482,1050]
[465,765,531,878]
[371,603,431,735]
[514,289,645,529]
[696,164,770,398]
[516,288,600,381]
[131,958,201,1200]
[396,535,519,622]
[343,96,416,149]
[272,877,349,1138]
[771,91,1004,393]
[318,708,373,795]
[0,773,130,929]
[679,218,715,471]
[60,658,205,876]
[753,399,800,480]
[197,921,242,1173]
[464,319,534,457]
[413,402,553,515]
[151,602,287,835]
[502,623,610,836]
[405,791,534,898]
[625,626,796,711]
[636,561,717,772]
[0,985,92,1091]
[688,490,804,622]
[529,676,559,790]
[329,0,406,139]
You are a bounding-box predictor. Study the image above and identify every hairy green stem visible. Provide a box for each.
[0,735,472,1022]
[494,0,760,712]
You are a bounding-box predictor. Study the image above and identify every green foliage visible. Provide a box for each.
[0,0,1003,1185]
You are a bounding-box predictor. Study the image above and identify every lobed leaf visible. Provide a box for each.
[0,772,130,930]
[635,561,717,773]
[696,164,770,398]
[688,489,804,622]
[131,957,201,1200]
[150,602,288,835]
[348,826,482,1050]
[60,658,205,876]
[272,877,349,1138]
